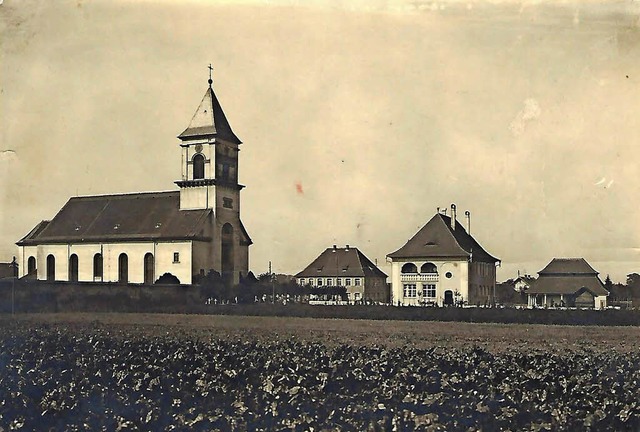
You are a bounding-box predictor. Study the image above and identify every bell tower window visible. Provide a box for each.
[193,154,205,180]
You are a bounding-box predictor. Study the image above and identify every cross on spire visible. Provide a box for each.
[208,64,213,87]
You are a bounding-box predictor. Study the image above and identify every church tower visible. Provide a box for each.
[175,67,252,284]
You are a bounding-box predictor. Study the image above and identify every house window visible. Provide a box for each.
[354,292,361,300]
[420,262,438,274]
[345,278,351,286]
[300,278,305,285]
[223,198,233,209]
[403,283,417,298]
[326,278,333,286]
[445,272,453,279]
[423,284,436,298]
[336,278,342,286]
[317,278,323,286]
[401,263,418,274]
[173,252,180,263]
[355,278,361,286]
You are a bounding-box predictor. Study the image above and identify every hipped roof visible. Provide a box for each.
[528,258,607,296]
[387,213,499,263]
[178,86,242,144]
[538,258,598,275]
[296,247,388,278]
[527,276,608,296]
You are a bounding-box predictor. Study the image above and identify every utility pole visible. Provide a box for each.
[269,261,274,304]
[10,256,17,316]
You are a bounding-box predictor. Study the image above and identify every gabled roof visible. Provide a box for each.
[527,275,608,296]
[515,275,536,284]
[538,258,598,275]
[178,86,242,144]
[17,191,212,245]
[387,213,499,263]
[295,246,388,279]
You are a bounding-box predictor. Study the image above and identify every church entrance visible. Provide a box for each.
[444,290,454,306]
[144,253,154,285]
[221,223,234,286]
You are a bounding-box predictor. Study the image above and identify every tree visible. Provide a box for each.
[604,274,613,292]
[626,273,640,288]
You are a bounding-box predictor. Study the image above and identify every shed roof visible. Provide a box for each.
[178,86,242,144]
[296,247,387,279]
[17,191,213,245]
[387,213,499,263]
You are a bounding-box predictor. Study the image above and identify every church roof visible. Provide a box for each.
[387,213,499,263]
[178,86,242,144]
[295,246,388,279]
[17,191,212,245]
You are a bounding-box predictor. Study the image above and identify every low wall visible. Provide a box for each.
[0,279,206,314]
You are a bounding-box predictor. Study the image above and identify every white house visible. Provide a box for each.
[387,205,500,307]
[16,72,251,285]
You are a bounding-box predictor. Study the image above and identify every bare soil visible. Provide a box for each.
[2,312,639,353]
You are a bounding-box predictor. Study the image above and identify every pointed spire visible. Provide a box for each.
[177,65,242,144]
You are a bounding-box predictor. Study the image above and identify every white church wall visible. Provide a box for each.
[68,244,102,281]
[18,246,38,278]
[37,244,69,281]
[155,241,192,285]
[179,186,216,210]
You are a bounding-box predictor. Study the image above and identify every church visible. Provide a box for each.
[16,71,252,286]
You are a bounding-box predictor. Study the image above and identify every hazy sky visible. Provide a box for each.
[1,0,639,282]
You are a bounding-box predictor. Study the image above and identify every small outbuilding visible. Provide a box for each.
[527,258,608,309]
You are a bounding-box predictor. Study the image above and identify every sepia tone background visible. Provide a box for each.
[1,0,639,282]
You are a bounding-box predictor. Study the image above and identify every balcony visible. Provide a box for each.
[400,273,439,282]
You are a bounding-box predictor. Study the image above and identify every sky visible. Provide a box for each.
[1,0,639,283]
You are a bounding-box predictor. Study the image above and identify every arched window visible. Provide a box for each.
[401,263,418,274]
[68,254,79,282]
[420,262,438,274]
[193,154,205,180]
[118,253,128,283]
[144,253,154,285]
[93,253,103,280]
[46,254,56,281]
[27,256,36,275]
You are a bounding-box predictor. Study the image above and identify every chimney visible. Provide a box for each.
[332,244,337,252]
[450,204,457,230]
[464,210,471,234]
[345,244,350,251]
